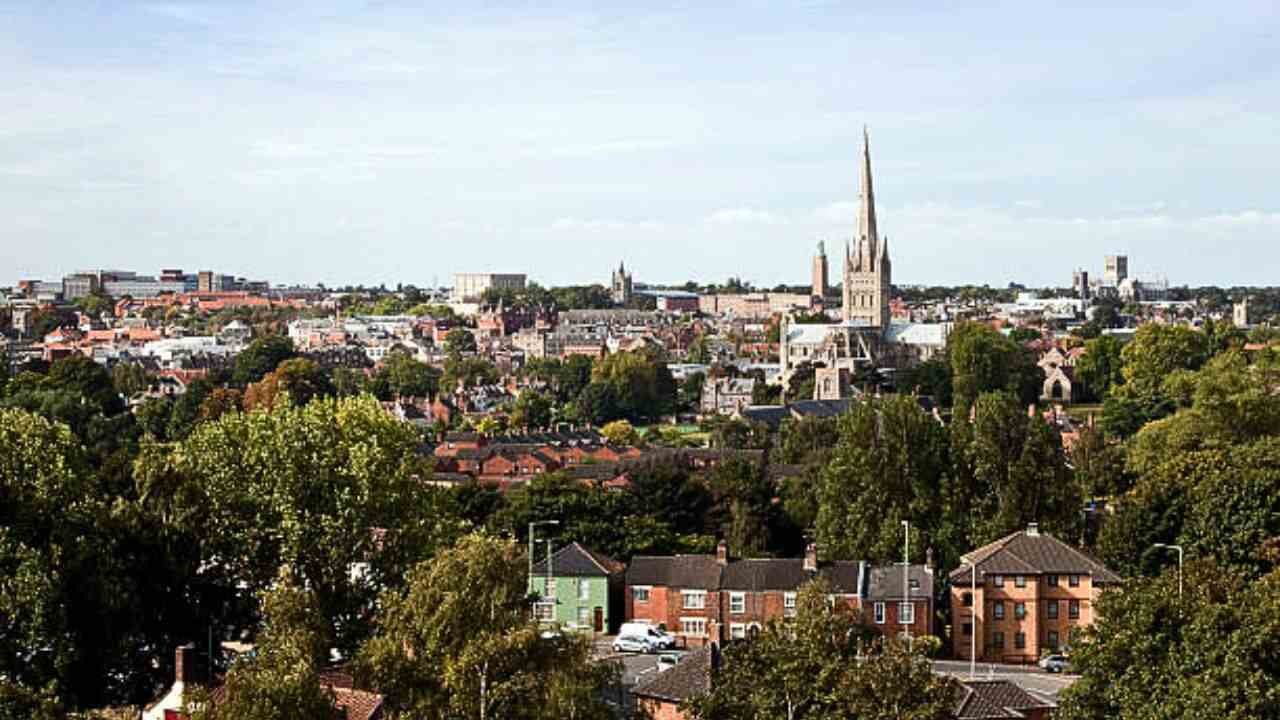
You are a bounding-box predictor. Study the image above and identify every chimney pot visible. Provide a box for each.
[804,542,818,572]
[1027,522,1039,536]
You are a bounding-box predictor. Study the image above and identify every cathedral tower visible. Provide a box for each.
[842,127,891,329]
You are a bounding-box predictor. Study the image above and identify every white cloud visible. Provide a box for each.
[705,208,785,226]
[550,217,664,232]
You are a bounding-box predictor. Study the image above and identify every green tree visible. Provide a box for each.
[688,578,951,720]
[188,570,337,720]
[600,419,640,446]
[143,396,456,653]
[442,356,500,391]
[1058,558,1280,720]
[355,533,617,720]
[242,357,334,411]
[110,362,150,398]
[895,355,953,407]
[510,390,554,430]
[815,396,948,564]
[1073,335,1124,401]
[368,349,441,400]
[948,322,1042,411]
[232,336,297,387]
[444,327,478,355]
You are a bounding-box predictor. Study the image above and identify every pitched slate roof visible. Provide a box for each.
[627,555,724,590]
[789,398,855,418]
[720,558,864,594]
[949,526,1121,584]
[865,564,935,600]
[531,542,624,577]
[952,680,1056,719]
[631,647,714,704]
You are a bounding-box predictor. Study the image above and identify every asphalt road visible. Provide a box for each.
[932,659,1079,699]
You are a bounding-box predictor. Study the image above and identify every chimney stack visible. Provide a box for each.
[1026,522,1040,537]
[925,547,935,574]
[174,643,206,686]
[804,542,818,572]
[716,539,728,566]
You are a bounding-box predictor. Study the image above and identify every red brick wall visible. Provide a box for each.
[640,698,689,720]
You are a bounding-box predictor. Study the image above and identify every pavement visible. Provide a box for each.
[932,659,1080,699]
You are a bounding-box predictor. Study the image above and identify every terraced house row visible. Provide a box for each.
[625,541,935,645]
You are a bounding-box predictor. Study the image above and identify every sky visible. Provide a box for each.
[2,1,1278,289]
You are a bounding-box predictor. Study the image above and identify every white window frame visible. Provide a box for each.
[632,586,651,603]
[874,602,886,624]
[576,606,590,627]
[682,590,707,610]
[783,592,797,616]
[729,623,746,640]
[579,579,591,602]
[534,602,555,622]
[899,601,915,625]
[680,617,707,637]
[729,592,746,615]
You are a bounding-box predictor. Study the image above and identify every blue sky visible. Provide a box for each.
[2,1,1277,288]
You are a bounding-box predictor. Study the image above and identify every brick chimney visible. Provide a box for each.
[803,543,818,572]
[716,539,728,565]
[174,643,206,686]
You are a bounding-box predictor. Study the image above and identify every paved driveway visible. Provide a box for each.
[932,659,1079,699]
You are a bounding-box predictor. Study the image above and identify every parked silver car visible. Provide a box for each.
[612,634,657,654]
[1038,654,1070,673]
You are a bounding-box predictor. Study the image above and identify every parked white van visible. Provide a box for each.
[618,622,677,650]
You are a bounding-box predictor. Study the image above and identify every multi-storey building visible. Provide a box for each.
[452,273,527,302]
[949,523,1120,664]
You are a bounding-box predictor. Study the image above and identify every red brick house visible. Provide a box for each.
[626,542,935,646]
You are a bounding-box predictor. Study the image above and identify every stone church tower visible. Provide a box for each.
[611,260,633,305]
[811,241,829,299]
[842,127,891,329]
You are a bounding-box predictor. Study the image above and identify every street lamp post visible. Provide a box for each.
[529,520,560,595]
[902,520,911,650]
[962,559,977,679]
[1153,543,1184,600]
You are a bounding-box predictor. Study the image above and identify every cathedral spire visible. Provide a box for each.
[858,126,879,264]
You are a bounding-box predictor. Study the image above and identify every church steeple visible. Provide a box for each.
[858,125,879,267]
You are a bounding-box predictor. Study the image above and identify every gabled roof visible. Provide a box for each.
[531,542,624,577]
[789,398,854,418]
[721,558,863,594]
[949,527,1120,584]
[627,555,723,590]
[865,564,934,600]
[631,646,713,704]
[952,680,1056,719]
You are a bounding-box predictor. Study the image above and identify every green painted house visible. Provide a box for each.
[529,542,624,635]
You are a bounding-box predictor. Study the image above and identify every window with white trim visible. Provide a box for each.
[682,590,706,610]
[632,586,651,603]
[533,602,554,621]
[680,617,707,636]
[729,592,745,614]
[874,602,886,624]
[730,623,746,640]
[899,601,915,625]
[579,579,591,601]
[577,606,590,626]
[783,592,797,616]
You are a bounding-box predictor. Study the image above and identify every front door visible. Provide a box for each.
[593,607,604,633]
